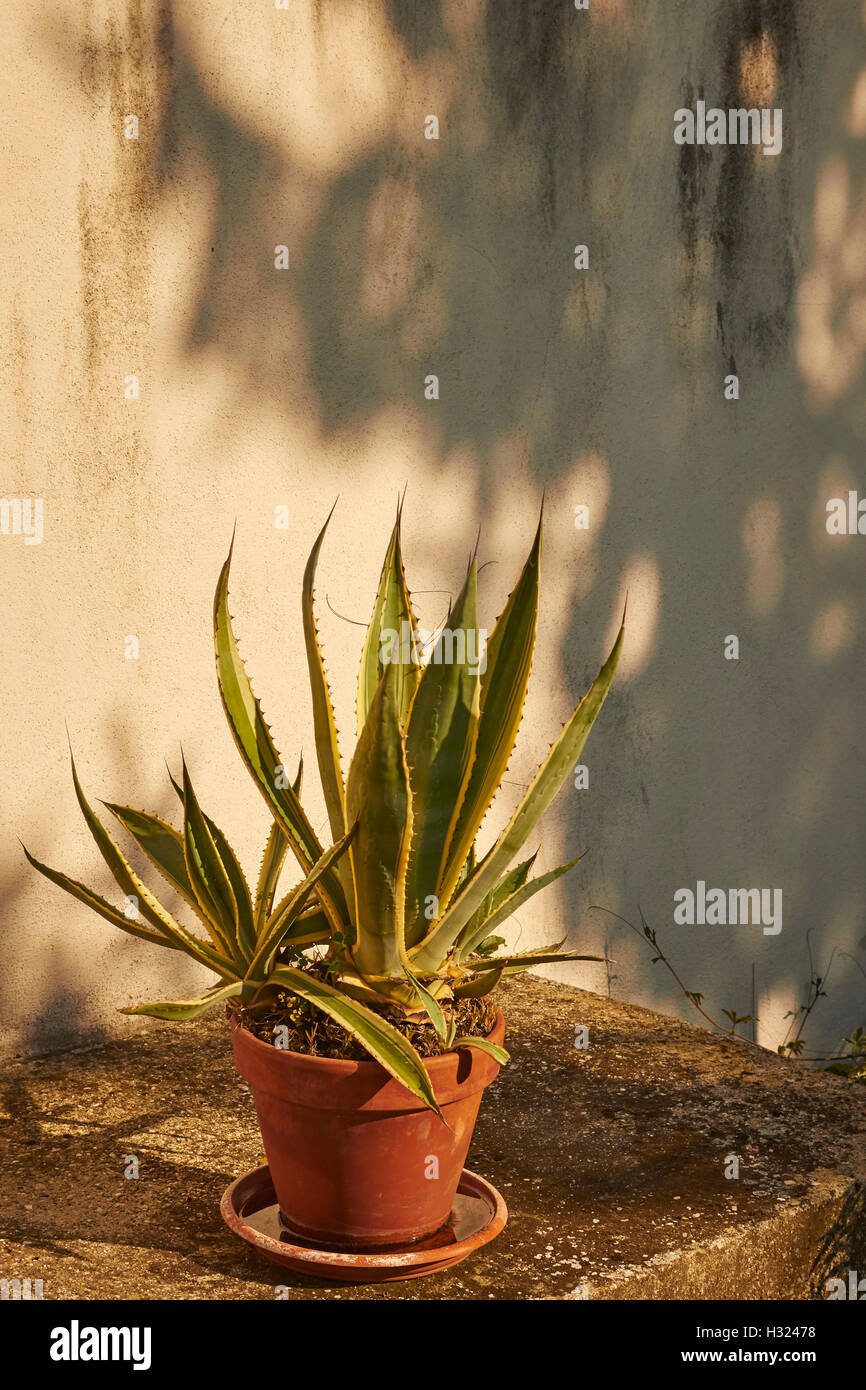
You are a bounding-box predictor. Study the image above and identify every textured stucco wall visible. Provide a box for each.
[2,0,865,1060]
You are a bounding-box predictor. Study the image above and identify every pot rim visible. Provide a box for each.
[230,1005,505,1076]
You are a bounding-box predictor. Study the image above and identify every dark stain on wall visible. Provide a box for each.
[676,78,712,291]
[713,0,801,364]
[385,0,448,61]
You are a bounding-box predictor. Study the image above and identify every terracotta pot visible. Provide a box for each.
[230,1010,505,1249]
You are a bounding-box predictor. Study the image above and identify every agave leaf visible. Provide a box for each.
[453,966,504,997]
[454,1036,510,1065]
[253,761,301,933]
[302,509,349,891]
[410,616,624,970]
[471,934,506,957]
[404,969,449,1043]
[331,971,416,1008]
[71,755,183,941]
[103,803,205,921]
[330,968,451,1009]
[168,765,256,959]
[180,759,245,965]
[357,504,421,732]
[270,964,442,1115]
[213,544,347,932]
[273,912,330,950]
[403,560,481,945]
[164,765,256,956]
[247,828,357,980]
[438,515,541,910]
[454,852,537,960]
[470,947,606,970]
[21,843,191,954]
[121,980,243,1021]
[456,857,581,962]
[254,822,290,932]
[110,797,257,956]
[266,895,325,935]
[205,814,256,960]
[345,661,413,977]
[66,754,231,971]
[457,840,477,885]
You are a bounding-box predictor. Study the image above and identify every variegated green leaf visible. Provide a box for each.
[411,616,624,969]
[254,823,289,933]
[253,764,301,934]
[270,965,442,1115]
[205,813,255,960]
[345,661,412,977]
[457,840,477,886]
[247,827,356,980]
[103,803,201,918]
[21,843,188,954]
[302,508,349,888]
[471,934,505,957]
[272,910,330,950]
[180,759,245,965]
[121,980,243,1020]
[454,852,537,960]
[330,969,429,1009]
[357,504,421,731]
[67,754,231,972]
[164,766,256,957]
[453,965,503,997]
[404,560,480,944]
[456,857,581,962]
[454,1036,510,1065]
[404,968,449,1043]
[213,543,348,932]
[439,515,541,909]
[265,896,325,937]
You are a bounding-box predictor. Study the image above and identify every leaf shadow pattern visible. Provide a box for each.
[30,0,866,1060]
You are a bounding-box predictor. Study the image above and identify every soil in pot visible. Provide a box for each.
[236,986,497,1060]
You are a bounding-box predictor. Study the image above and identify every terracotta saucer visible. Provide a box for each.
[220,1164,507,1283]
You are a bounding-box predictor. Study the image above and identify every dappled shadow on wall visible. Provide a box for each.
[34,0,866,1053]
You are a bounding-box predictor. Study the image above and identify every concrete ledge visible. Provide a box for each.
[1,976,864,1300]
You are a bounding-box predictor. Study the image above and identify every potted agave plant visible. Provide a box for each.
[25,503,622,1254]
